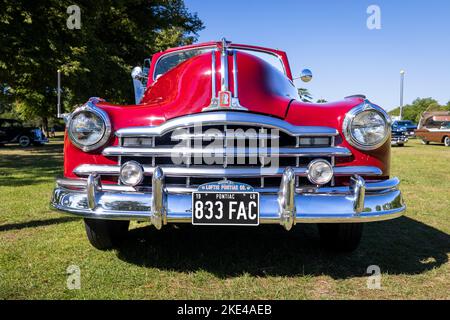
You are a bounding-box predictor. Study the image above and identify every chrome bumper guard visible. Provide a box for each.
[51,168,405,230]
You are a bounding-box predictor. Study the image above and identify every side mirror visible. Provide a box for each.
[300,69,313,83]
[131,64,149,105]
[131,66,144,80]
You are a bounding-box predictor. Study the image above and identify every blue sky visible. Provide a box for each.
[185,0,450,110]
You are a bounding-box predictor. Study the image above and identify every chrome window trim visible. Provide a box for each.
[230,45,287,76]
[115,112,339,138]
[342,100,391,151]
[67,99,112,152]
[152,44,288,81]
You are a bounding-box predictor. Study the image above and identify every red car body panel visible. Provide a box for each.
[63,41,390,181]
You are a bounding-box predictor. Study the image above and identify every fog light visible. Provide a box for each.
[120,161,144,186]
[307,159,333,185]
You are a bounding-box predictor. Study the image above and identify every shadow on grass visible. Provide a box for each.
[0,217,78,232]
[116,217,449,279]
[0,142,63,186]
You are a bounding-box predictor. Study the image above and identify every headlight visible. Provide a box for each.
[343,101,390,150]
[68,102,111,151]
[120,161,144,186]
[307,159,333,185]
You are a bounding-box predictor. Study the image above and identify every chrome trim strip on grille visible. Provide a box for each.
[103,146,352,158]
[57,177,399,195]
[170,131,280,140]
[115,112,339,137]
[74,164,382,178]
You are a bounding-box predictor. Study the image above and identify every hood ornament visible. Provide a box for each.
[203,39,247,112]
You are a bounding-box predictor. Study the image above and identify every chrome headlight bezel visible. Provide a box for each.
[343,101,391,151]
[67,102,112,152]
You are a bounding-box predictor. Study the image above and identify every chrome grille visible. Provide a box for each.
[101,112,352,189]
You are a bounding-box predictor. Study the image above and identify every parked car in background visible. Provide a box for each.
[0,118,48,147]
[391,129,408,147]
[392,120,417,137]
[51,39,405,252]
[415,111,450,147]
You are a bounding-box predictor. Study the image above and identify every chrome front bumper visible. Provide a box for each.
[391,136,408,145]
[51,167,405,230]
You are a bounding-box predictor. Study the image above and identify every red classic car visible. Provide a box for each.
[52,39,405,252]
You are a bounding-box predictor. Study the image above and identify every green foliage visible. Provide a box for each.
[0,0,203,126]
[316,98,327,103]
[388,98,448,123]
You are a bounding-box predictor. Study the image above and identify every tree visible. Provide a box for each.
[297,88,313,102]
[445,101,450,111]
[0,0,203,132]
[388,98,446,123]
[316,98,328,103]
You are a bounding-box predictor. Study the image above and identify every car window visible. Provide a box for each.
[395,121,412,126]
[153,47,287,80]
[242,50,285,74]
[154,48,213,79]
[11,120,22,128]
[1,120,23,128]
[1,120,13,128]
[424,119,445,128]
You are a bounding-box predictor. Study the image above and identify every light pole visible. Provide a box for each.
[399,70,405,120]
[57,69,62,118]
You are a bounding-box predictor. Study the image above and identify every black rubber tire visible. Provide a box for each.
[421,139,429,145]
[18,135,31,147]
[318,223,363,252]
[444,136,450,147]
[84,219,129,250]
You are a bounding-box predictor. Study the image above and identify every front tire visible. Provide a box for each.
[421,139,430,145]
[84,219,129,250]
[318,223,363,252]
[444,136,450,147]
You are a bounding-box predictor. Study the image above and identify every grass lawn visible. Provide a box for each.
[0,137,449,299]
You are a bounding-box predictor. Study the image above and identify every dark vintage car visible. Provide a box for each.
[391,129,408,147]
[51,39,406,252]
[392,120,417,137]
[0,118,48,147]
[415,111,450,147]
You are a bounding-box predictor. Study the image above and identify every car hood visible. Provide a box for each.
[137,50,298,121]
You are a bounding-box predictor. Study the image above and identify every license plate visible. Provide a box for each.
[192,181,259,226]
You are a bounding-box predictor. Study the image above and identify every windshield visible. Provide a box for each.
[153,47,286,80]
[395,121,413,126]
[154,48,213,79]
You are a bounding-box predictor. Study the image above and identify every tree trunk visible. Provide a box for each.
[42,116,49,137]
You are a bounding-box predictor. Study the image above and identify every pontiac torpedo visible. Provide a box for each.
[51,39,406,252]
